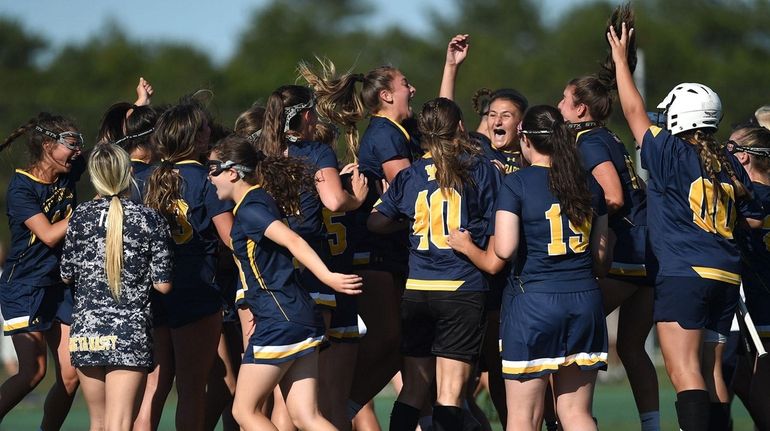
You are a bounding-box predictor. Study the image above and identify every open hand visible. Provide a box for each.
[606,22,634,66]
[446,34,470,67]
[325,273,363,295]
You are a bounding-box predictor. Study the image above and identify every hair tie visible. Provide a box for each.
[160,160,175,169]
[106,194,120,199]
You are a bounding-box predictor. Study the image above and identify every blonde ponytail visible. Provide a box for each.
[88,144,132,301]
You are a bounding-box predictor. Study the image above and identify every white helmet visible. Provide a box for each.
[656,83,722,134]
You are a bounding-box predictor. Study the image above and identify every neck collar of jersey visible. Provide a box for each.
[16,169,56,184]
[531,162,550,168]
[372,114,410,141]
[175,160,203,166]
[421,151,432,159]
[234,184,262,215]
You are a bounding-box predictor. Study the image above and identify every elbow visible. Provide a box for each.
[485,259,507,275]
[746,218,763,230]
[41,236,60,249]
[606,198,624,214]
[322,195,347,213]
[154,282,172,295]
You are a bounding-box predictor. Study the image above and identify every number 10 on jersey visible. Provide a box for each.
[413,189,462,250]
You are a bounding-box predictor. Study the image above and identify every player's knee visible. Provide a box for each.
[289,408,324,430]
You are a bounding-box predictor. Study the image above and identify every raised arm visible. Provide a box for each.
[607,23,650,146]
[134,77,154,107]
[439,34,470,100]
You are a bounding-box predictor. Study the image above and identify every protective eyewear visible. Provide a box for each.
[35,125,83,151]
[725,140,770,157]
[207,159,254,178]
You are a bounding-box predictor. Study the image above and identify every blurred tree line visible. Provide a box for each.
[1,0,769,242]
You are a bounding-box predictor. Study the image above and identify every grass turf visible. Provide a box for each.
[0,365,755,430]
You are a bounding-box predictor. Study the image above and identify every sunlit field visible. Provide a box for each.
[0,363,755,430]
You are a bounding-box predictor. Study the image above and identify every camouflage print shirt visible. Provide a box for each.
[61,198,172,368]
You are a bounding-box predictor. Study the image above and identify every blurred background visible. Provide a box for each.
[0,0,767,428]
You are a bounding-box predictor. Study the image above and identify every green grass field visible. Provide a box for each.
[0,365,755,430]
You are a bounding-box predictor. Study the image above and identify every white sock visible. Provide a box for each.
[640,410,660,431]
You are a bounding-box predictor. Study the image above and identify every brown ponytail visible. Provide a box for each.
[523,105,592,226]
[299,59,399,160]
[418,98,478,195]
[684,130,750,201]
[258,85,314,157]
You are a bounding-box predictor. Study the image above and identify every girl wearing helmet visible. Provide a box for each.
[608,22,763,431]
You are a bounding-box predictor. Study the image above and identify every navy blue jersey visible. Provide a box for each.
[353,115,421,269]
[287,140,338,244]
[576,127,646,229]
[641,126,762,284]
[134,160,233,291]
[231,186,319,325]
[738,182,770,281]
[129,159,152,204]
[374,154,502,291]
[1,161,85,286]
[496,165,607,285]
[471,132,521,175]
[577,127,648,271]
[359,115,421,183]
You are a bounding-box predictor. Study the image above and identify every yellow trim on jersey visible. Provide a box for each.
[576,130,590,139]
[372,114,410,141]
[422,151,432,159]
[353,252,371,266]
[310,292,337,308]
[501,352,608,375]
[15,169,55,184]
[234,185,263,215]
[130,158,147,163]
[251,336,324,359]
[530,163,550,168]
[231,252,249,303]
[609,262,647,277]
[247,238,290,320]
[405,279,465,291]
[175,159,203,166]
[3,316,30,332]
[691,266,741,285]
[328,325,361,339]
[649,126,663,138]
[756,325,770,339]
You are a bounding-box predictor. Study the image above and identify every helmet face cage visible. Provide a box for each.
[656,83,723,134]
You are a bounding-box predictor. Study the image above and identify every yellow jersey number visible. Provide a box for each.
[545,204,591,256]
[323,208,347,256]
[171,199,193,244]
[413,189,462,250]
[688,178,736,239]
